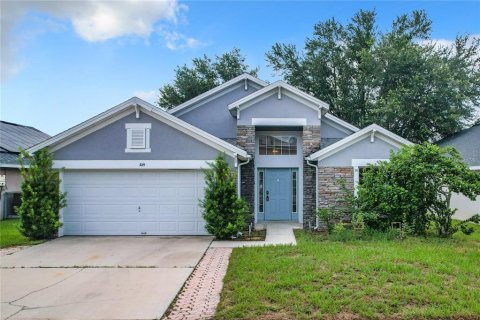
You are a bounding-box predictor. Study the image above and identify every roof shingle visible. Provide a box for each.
[0,121,50,153]
[436,124,480,166]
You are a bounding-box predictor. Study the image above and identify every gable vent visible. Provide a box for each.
[131,129,146,148]
[125,123,151,153]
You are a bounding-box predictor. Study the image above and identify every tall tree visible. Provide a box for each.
[266,10,480,143]
[158,48,258,109]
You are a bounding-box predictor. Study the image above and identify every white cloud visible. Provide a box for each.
[1,0,201,81]
[134,89,158,104]
[418,34,480,50]
[158,28,204,50]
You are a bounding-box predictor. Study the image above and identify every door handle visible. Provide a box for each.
[138,206,141,213]
[266,191,269,202]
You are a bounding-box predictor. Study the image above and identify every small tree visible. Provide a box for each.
[17,148,66,240]
[200,154,249,239]
[358,143,480,237]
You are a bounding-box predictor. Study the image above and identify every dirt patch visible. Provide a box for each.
[233,229,267,241]
[332,312,362,320]
[0,245,30,257]
[257,311,295,320]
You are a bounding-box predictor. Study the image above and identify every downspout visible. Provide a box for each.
[306,159,319,229]
[237,156,251,198]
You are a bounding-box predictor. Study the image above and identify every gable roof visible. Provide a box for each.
[306,124,413,161]
[27,97,250,160]
[228,81,329,118]
[323,113,360,134]
[168,73,268,115]
[0,121,50,153]
[436,124,480,166]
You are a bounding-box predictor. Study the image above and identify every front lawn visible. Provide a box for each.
[0,219,44,248]
[216,227,480,319]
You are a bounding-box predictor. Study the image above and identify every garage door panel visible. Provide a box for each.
[83,222,140,235]
[63,205,82,221]
[178,221,195,232]
[177,187,196,198]
[64,187,83,204]
[82,187,159,201]
[62,170,208,235]
[138,221,159,233]
[159,222,178,232]
[159,205,178,215]
[65,171,161,185]
[63,222,83,234]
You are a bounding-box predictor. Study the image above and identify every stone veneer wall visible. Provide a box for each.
[236,125,256,215]
[318,167,354,212]
[302,125,321,228]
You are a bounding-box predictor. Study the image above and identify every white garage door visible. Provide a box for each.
[62,170,208,235]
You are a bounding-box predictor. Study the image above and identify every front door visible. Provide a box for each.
[265,168,292,220]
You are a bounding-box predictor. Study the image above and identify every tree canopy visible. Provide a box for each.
[158,48,258,109]
[266,10,480,143]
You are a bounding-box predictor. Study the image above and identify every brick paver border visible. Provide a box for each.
[164,247,232,320]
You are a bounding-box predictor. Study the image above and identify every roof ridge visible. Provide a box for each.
[0,120,44,133]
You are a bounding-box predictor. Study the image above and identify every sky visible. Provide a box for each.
[1,0,479,136]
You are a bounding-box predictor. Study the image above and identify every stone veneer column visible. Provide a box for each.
[318,167,354,212]
[302,125,321,229]
[236,125,256,215]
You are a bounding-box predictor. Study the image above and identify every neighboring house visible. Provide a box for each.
[28,74,412,236]
[436,124,480,219]
[0,121,50,219]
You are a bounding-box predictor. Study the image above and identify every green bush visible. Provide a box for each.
[357,143,480,237]
[17,148,66,240]
[316,208,339,232]
[200,154,250,239]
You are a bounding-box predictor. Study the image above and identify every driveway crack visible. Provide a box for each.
[4,268,85,320]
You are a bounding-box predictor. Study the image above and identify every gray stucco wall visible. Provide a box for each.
[238,93,320,126]
[319,136,399,166]
[176,83,259,139]
[321,121,351,139]
[53,112,224,161]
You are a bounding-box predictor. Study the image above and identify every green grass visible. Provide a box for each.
[216,227,480,320]
[0,219,44,248]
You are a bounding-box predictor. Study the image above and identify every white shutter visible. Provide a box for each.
[125,123,151,152]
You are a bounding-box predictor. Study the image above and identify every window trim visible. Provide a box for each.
[125,123,151,153]
[352,159,388,195]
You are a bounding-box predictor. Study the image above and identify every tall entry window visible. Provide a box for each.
[258,170,265,213]
[292,170,297,213]
[259,136,297,155]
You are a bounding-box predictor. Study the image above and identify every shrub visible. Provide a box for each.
[17,148,66,240]
[200,154,250,240]
[316,208,339,232]
[357,143,480,237]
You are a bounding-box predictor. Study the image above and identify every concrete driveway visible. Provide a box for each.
[1,236,212,320]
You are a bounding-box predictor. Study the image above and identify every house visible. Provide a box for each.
[28,74,412,236]
[436,124,480,219]
[0,121,50,219]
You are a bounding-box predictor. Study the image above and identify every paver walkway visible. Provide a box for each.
[164,223,300,320]
[164,247,232,320]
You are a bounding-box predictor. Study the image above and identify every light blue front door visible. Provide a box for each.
[265,169,291,220]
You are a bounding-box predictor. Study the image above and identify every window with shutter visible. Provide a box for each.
[125,123,151,152]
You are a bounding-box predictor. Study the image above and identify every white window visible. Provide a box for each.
[352,159,388,195]
[258,135,297,155]
[125,123,151,153]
